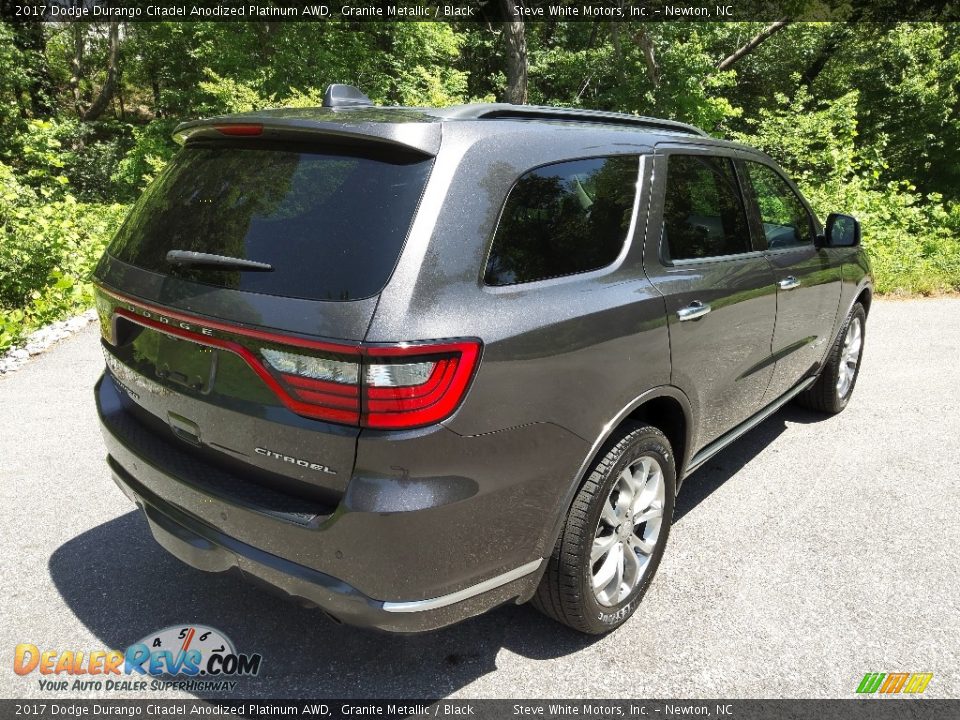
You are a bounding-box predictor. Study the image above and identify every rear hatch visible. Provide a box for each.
[95,121,436,504]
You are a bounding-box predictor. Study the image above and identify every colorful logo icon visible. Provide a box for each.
[856,672,933,695]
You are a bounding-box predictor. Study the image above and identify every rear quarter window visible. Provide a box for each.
[484,156,639,286]
[107,144,433,301]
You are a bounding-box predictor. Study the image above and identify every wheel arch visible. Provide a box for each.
[624,394,691,484]
[580,385,695,493]
[538,386,694,571]
[855,285,873,316]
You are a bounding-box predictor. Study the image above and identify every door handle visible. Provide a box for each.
[677,301,711,322]
[778,275,801,291]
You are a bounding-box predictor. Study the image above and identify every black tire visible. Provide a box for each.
[532,422,676,634]
[796,303,867,414]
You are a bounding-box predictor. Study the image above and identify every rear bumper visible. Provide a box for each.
[96,373,586,631]
[108,456,539,632]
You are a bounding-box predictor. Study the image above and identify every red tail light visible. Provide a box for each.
[256,341,481,428]
[362,342,481,429]
[100,290,481,430]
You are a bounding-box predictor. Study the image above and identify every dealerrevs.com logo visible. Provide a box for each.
[13,625,262,693]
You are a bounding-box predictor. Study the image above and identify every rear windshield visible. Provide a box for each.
[107,144,433,301]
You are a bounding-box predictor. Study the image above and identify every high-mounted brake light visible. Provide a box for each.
[214,123,263,136]
[99,289,481,430]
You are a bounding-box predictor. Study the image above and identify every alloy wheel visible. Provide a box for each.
[836,316,863,399]
[591,455,666,607]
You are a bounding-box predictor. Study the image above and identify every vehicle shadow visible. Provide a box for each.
[48,511,597,699]
[48,404,823,699]
[674,404,824,522]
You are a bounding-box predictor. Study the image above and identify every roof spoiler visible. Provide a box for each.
[172,84,440,156]
[173,119,440,158]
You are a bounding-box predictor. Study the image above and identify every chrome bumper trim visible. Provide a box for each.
[381,559,543,613]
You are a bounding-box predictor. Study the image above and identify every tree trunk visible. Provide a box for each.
[585,21,600,51]
[610,22,625,82]
[116,62,126,120]
[800,26,849,88]
[500,0,528,105]
[82,22,121,121]
[716,19,791,72]
[69,24,85,116]
[635,28,660,88]
[799,6,867,88]
[151,76,163,118]
[10,22,53,116]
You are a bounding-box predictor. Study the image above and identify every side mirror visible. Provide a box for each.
[817,213,861,248]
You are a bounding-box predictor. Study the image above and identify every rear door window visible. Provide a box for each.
[107,145,433,301]
[661,155,751,261]
[484,156,639,286]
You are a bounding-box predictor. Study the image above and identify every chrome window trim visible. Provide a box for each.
[764,243,816,256]
[665,249,767,267]
[482,155,646,294]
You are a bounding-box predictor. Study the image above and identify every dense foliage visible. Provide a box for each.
[1,19,958,351]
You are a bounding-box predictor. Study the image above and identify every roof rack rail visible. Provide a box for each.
[439,103,708,137]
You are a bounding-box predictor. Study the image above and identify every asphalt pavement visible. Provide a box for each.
[2,298,958,699]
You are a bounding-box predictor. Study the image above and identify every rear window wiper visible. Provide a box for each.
[166,250,274,272]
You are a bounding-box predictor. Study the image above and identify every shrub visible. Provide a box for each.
[0,162,126,352]
[736,89,960,295]
[112,119,178,199]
